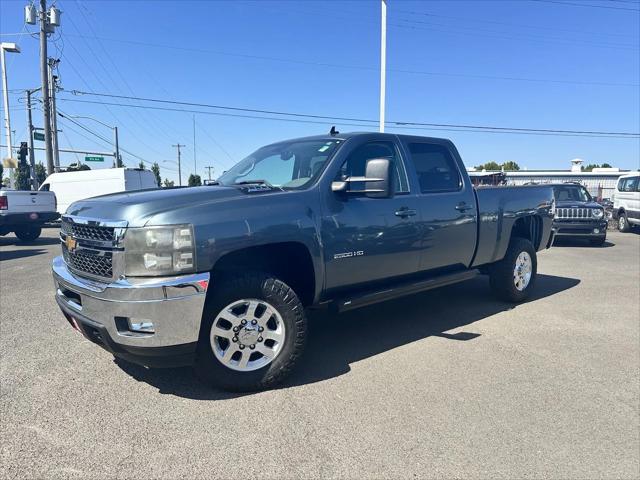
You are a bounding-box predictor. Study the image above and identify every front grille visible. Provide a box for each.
[556,208,594,220]
[62,245,113,279]
[61,220,115,242]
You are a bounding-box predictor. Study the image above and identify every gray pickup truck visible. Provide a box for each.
[52,132,555,391]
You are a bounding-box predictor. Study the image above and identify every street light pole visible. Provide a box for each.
[379,0,387,133]
[1,42,21,187]
[61,114,120,167]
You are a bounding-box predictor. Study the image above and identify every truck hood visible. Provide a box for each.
[65,186,246,227]
[556,200,603,209]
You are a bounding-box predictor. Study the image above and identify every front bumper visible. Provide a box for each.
[52,256,209,367]
[552,220,608,237]
[0,211,60,226]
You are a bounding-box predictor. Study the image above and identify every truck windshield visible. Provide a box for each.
[553,185,591,202]
[217,139,342,189]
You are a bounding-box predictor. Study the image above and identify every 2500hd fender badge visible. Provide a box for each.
[334,250,364,260]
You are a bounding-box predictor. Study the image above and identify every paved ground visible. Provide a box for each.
[1,228,639,479]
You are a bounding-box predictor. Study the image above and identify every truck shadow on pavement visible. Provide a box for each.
[0,236,60,247]
[114,273,579,399]
[0,247,50,261]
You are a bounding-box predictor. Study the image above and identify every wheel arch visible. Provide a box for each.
[209,242,317,306]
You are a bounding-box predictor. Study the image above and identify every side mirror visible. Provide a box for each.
[331,158,393,198]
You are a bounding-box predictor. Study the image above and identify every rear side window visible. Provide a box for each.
[39,183,50,191]
[406,143,461,193]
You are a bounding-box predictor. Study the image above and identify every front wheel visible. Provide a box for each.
[195,272,307,392]
[618,213,631,232]
[489,237,537,303]
[14,225,42,242]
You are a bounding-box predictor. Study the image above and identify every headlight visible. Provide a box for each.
[592,209,604,219]
[124,225,195,276]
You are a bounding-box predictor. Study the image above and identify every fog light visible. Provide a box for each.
[593,228,600,234]
[129,320,155,333]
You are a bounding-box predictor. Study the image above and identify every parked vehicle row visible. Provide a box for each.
[51,132,555,392]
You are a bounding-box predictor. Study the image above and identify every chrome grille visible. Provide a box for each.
[62,245,113,279]
[61,220,115,242]
[556,208,594,220]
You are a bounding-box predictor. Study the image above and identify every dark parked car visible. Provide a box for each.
[52,132,555,391]
[551,183,607,246]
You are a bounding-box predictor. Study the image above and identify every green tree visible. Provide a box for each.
[188,174,202,186]
[151,162,161,187]
[14,164,32,190]
[582,164,598,172]
[502,161,520,171]
[163,178,175,188]
[138,161,146,170]
[601,163,612,168]
[475,161,501,171]
[35,163,47,185]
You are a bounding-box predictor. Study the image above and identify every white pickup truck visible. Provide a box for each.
[0,189,59,242]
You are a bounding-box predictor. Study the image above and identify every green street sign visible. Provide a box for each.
[85,156,104,162]
[33,132,45,141]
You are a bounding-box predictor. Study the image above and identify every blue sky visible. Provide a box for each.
[1,0,639,184]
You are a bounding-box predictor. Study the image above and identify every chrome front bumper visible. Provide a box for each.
[52,256,209,354]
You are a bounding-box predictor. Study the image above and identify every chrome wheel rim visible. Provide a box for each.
[619,216,626,229]
[210,299,286,372]
[513,251,532,291]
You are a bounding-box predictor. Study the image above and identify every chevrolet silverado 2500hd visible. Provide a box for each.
[52,132,555,391]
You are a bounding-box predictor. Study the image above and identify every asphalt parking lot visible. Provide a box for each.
[1,228,639,479]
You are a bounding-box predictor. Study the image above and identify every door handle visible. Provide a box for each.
[395,207,417,218]
[455,202,472,212]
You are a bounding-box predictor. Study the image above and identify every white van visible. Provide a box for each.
[613,172,640,232]
[39,168,158,214]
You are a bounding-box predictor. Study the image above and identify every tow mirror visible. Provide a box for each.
[331,158,393,198]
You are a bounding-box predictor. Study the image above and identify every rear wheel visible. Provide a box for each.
[14,225,41,242]
[489,237,537,303]
[618,213,631,232]
[195,272,307,392]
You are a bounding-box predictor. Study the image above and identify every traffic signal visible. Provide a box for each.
[18,142,28,167]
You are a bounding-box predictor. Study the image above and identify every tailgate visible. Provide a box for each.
[1,191,56,213]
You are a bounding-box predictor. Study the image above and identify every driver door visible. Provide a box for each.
[321,139,422,292]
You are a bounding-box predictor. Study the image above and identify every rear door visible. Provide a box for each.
[619,176,640,222]
[399,138,478,272]
[321,137,421,291]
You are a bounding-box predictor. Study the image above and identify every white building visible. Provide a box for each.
[468,159,636,199]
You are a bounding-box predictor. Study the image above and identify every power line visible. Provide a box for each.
[64,90,640,138]
[60,33,639,88]
[530,0,640,11]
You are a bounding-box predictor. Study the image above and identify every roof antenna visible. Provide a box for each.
[330,126,339,136]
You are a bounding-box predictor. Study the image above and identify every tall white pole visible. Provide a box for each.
[1,48,13,182]
[379,0,387,133]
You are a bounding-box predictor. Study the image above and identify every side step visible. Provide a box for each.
[332,269,480,313]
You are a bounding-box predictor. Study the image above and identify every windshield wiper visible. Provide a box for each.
[233,179,283,191]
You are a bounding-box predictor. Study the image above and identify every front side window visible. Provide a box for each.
[553,185,591,202]
[623,177,639,192]
[217,139,342,189]
[406,143,461,193]
[337,141,409,194]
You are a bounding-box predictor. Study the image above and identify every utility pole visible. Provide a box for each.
[26,89,38,189]
[172,143,185,186]
[39,0,54,175]
[48,58,60,171]
[113,126,120,167]
[192,115,197,177]
[379,0,387,133]
[205,165,214,181]
[1,42,21,188]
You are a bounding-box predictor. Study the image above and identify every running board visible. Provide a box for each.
[332,269,480,313]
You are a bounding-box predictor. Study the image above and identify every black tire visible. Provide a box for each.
[489,237,537,303]
[618,212,631,232]
[195,272,307,392]
[14,225,42,242]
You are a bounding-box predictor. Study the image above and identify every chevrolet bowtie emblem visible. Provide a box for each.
[65,236,77,252]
